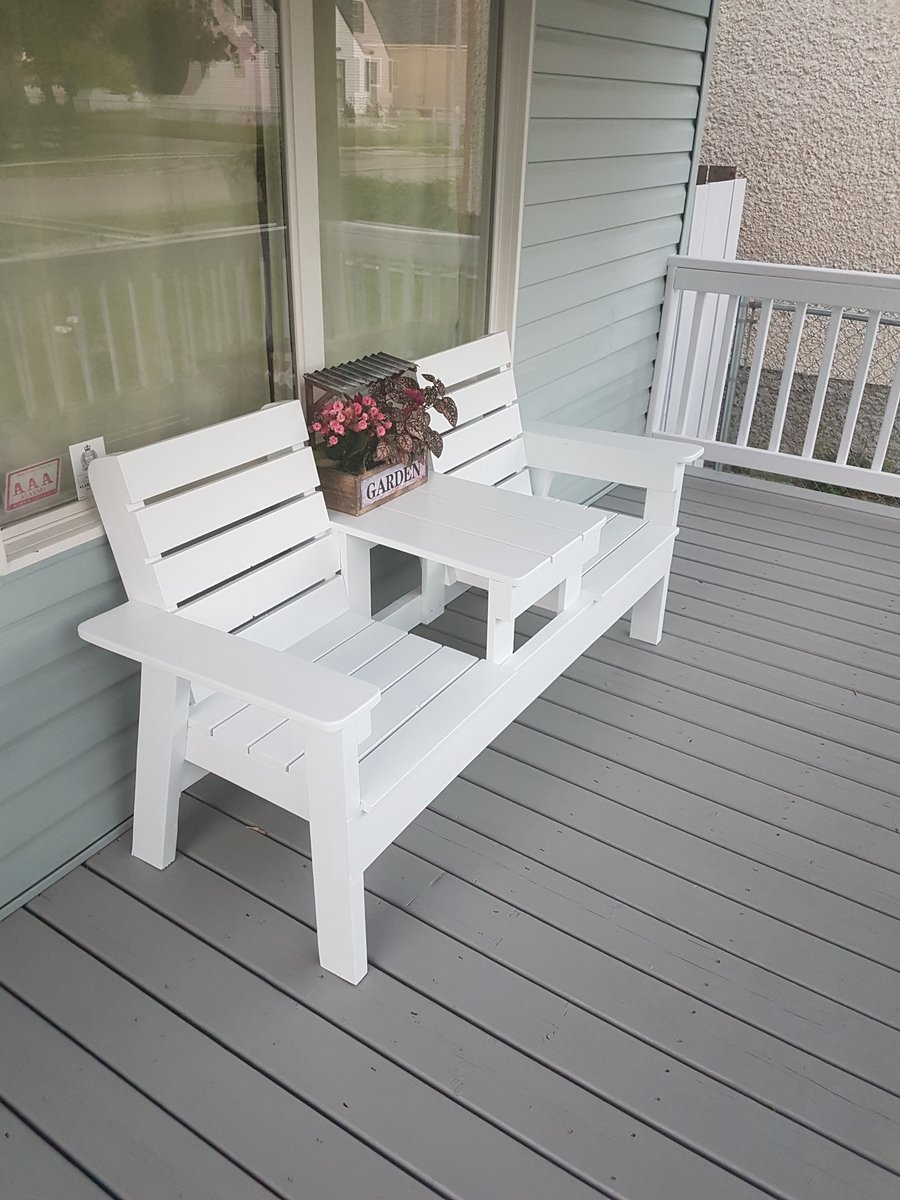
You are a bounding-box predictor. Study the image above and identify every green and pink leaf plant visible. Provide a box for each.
[308,372,458,474]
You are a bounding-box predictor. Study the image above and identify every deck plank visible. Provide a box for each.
[5,469,900,1200]
[27,863,603,1200]
[0,983,279,1200]
[87,820,766,1200]
[185,784,900,1200]
[0,907,438,1200]
[0,1102,108,1200]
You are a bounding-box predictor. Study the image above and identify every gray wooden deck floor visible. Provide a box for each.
[2,470,899,1200]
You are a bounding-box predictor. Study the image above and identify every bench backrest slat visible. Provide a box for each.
[419,332,530,492]
[90,401,345,644]
[114,402,306,503]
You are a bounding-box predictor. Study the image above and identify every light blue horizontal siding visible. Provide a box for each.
[516,0,713,486]
[0,540,138,916]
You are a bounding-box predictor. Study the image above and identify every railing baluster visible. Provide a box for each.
[871,353,900,473]
[3,299,37,418]
[218,262,234,346]
[802,306,844,458]
[99,283,122,395]
[209,269,224,353]
[39,292,67,412]
[768,302,808,451]
[674,291,709,436]
[837,309,881,465]
[181,274,199,371]
[701,292,740,440]
[127,279,150,390]
[736,297,773,446]
[152,273,175,384]
[68,288,96,406]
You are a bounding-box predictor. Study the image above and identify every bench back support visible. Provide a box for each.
[419,333,532,494]
[90,402,345,646]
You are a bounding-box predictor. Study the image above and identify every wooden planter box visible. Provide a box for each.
[318,456,428,516]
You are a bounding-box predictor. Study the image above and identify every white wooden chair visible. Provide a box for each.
[78,403,624,984]
[380,333,703,644]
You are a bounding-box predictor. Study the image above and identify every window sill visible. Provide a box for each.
[1,503,105,577]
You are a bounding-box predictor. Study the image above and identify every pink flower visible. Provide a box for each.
[376,424,386,436]
[329,420,343,433]
[311,421,322,433]
[327,435,338,446]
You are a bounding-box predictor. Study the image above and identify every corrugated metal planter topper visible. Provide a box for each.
[304,353,458,516]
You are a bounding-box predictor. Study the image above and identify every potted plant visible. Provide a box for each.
[308,370,458,515]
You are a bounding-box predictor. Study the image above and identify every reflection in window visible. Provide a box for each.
[316,0,499,362]
[0,0,292,525]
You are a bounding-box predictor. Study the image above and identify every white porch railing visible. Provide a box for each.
[648,256,900,498]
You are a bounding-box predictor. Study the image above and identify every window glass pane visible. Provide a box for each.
[315,0,498,362]
[0,0,292,526]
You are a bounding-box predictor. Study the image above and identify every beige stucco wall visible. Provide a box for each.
[700,0,900,273]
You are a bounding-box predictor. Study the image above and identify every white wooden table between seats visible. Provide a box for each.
[329,471,608,663]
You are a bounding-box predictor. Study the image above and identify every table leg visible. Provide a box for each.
[486,584,515,663]
[421,557,446,624]
[339,533,372,617]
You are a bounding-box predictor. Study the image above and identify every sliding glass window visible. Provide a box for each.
[313,0,500,362]
[0,0,292,526]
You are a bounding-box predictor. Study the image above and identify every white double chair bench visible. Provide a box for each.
[79,333,701,983]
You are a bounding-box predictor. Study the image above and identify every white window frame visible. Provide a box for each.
[0,0,537,577]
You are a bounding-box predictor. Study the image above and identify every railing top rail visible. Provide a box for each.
[667,255,900,293]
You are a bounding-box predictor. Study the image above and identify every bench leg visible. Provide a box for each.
[132,667,191,869]
[305,726,367,984]
[629,575,669,645]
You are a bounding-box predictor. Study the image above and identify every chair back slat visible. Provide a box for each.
[136,450,319,557]
[114,402,306,502]
[153,492,329,610]
[178,536,341,632]
[447,439,529,487]
[417,332,511,387]
[90,400,346,640]
[436,405,524,475]
[419,333,531,491]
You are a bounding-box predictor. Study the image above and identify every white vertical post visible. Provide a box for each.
[837,310,881,465]
[304,724,367,984]
[421,557,446,623]
[647,273,683,435]
[132,667,192,869]
[871,354,900,473]
[701,291,740,441]
[802,307,844,458]
[768,302,808,451]
[736,297,774,446]
[338,533,372,617]
[674,292,710,437]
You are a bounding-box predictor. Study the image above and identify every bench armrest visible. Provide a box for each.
[79,601,381,733]
[523,422,703,494]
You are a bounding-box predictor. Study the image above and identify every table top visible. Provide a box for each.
[328,471,607,586]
